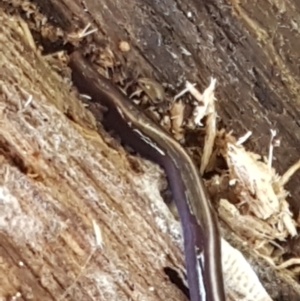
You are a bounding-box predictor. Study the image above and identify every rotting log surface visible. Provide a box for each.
[1,0,300,300]
[39,0,300,212]
[0,11,188,301]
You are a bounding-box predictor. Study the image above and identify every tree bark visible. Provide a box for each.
[1,0,300,301]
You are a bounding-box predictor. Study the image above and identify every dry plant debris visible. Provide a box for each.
[169,100,185,141]
[2,3,300,300]
[181,80,300,300]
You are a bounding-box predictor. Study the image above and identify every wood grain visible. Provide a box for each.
[0,10,187,301]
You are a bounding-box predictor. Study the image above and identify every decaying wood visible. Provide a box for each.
[25,0,300,209]
[0,11,188,301]
[2,0,300,300]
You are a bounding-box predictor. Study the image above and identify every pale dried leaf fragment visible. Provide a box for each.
[180,46,192,56]
[169,100,185,141]
[226,142,280,220]
[267,129,278,169]
[236,131,252,145]
[275,258,300,270]
[96,47,116,69]
[67,23,97,42]
[186,78,217,174]
[279,159,300,186]
[278,200,297,237]
[219,199,287,243]
[219,133,297,238]
[92,219,103,249]
[15,16,37,51]
[173,83,196,101]
[200,102,216,175]
[186,78,216,126]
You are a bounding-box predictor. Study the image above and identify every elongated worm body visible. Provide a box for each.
[68,51,226,301]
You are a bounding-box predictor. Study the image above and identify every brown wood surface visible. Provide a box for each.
[34,0,300,212]
[0,10,187,301]
[1,0,300,301]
